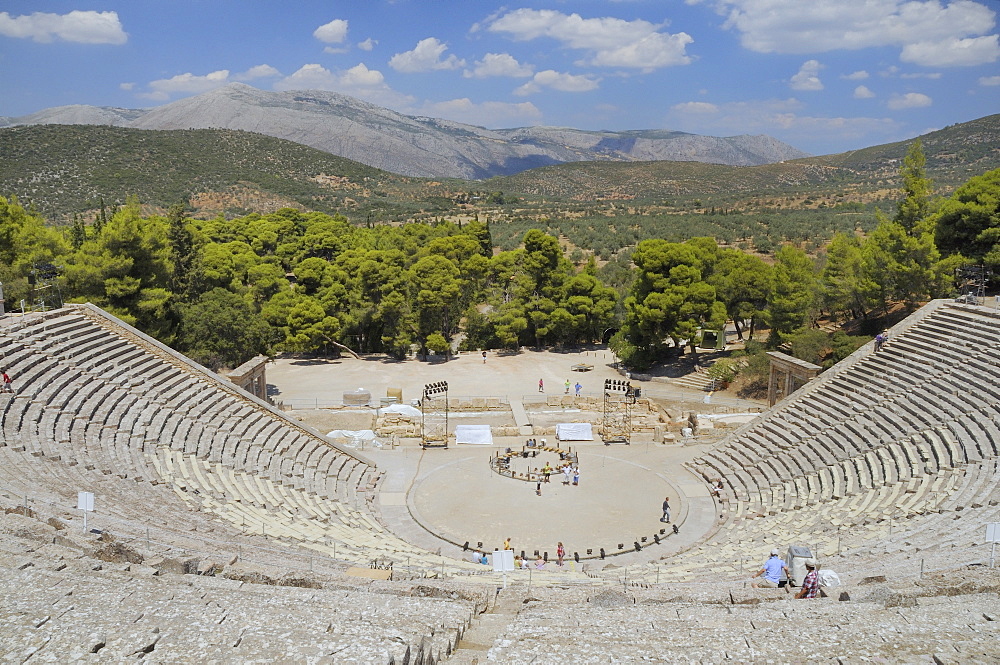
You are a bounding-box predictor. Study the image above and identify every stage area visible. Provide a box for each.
[410,445,679,559]
[267,347,752,564]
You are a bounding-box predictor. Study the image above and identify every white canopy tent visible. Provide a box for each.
[556,422,593,441]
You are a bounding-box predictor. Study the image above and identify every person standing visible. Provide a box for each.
[660,497,671,523]
[503,537,512,551]
[562,464,572,485]
[482,350,487,363]
[564,379,570,394]
[795,559,821,598]
[556,542,565,567]
[538,378,544,393]
[572,466,580,486]
[574,382,582,396]
[543,462,553,483]
[752,549,791,588]
[1,370,12,394]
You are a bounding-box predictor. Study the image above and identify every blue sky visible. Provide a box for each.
[1,1,998,156]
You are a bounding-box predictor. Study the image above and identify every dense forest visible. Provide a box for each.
[2,142,999,379]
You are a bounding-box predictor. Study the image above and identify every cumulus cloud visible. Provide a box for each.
[139,65,280,101]
[854,85,876,98]
[900,35,1000,66]
[234,64,281,81]
[790,60,824,90]
[888,91,933,108]
[671,101,720,114]
[141,69,231,101]
[665,96,901,153]
[464,53,534,79]
[842,70,869,80]
[696,0,1000,67]
[389,37,465,72]
[514,70,600,95]
[419,98,543,127]
[980,75,1000,85]
[313,19,348,44]
[0,10,127,44]
[274,63,415,109]
[358,37,377,51]
[486,8,692,70]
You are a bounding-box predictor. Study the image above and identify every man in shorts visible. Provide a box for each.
[751,549,790,588]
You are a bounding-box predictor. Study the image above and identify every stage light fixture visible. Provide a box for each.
[599,548,605,559]
[587,549,593,555]
[653,534,660,544]
[634,541,641,552]
[463,541,469,551]
[574,552,580,563]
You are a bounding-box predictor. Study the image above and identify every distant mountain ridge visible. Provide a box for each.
[0,83,809,179]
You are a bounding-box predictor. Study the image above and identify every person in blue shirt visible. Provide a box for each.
[751,549,790,588]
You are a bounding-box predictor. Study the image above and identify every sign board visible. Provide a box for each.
[493,549,515,573]
[77,491,94,512]
[986,523,1000,543]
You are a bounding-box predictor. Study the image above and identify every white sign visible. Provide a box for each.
[986,523,1000,543]
[77,491,94,512]
[986,522,1000,543]
[493,549,515,572]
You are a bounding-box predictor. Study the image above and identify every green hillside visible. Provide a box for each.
[0,124,459,223]
[2,116,998,258]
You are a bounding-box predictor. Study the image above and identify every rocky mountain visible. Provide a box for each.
[1,83,809,179]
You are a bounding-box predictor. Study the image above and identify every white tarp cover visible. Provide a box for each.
[455,425,493,445]
[326,429,377,440]
[381,403,422,417]
[556,422,593,441]
[818,570,841,588]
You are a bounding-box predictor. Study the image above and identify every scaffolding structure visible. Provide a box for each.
[602,378,635,445]
[955,264,989,304]
[420,381,449,449]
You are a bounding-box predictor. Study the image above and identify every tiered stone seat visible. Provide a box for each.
[0,306,460,574]
[670,301,1000,584]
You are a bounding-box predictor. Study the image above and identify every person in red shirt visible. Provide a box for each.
[796,559,820,598]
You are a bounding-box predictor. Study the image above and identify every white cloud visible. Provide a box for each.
[141,69,230,100]
[514,70,600,95]
[389,37,465,73]
[842,70,869,80]
[313,19,348,44]
[790,59,824,90]
[487,8,692,70]
[464,53,534,79]
[138,64,281,100]
[119,82,134,91]
[980,75,1000,85]
[698,0,999,66]
[854,85,876,98]
[671,101,719,114]
[900,71,942,78]
[419,98,543,126]
[358,37,377,51]
[900,35,1000,66]
[234,64,281,81]
[887,91,933,109]
[274,63,415,109]
[0,10,127,44]
[664,96,901,152]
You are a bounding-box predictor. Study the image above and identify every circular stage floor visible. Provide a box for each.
[409,445,681,560]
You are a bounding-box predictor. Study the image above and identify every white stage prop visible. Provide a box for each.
[556,422,593,441]
[455,424,493,445]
